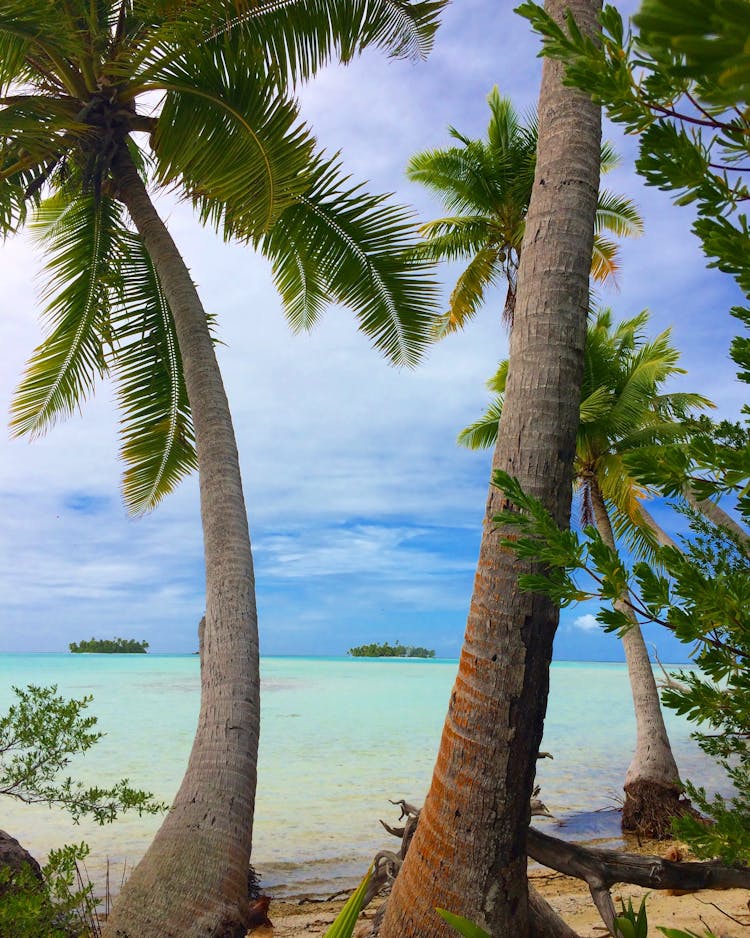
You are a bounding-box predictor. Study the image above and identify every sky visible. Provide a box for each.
[0,0,745,660]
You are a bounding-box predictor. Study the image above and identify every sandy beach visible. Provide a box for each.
[258,866,750,938]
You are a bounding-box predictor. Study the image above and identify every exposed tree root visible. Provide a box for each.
[622,778,694,839]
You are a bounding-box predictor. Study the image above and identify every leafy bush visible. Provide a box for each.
[0,684,167,823]
[0,842,99,938]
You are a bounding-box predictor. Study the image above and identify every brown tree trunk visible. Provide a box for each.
[683,485,750,548]
[102,147,260,938]
[588,478,686,838]
[379,3,602,935]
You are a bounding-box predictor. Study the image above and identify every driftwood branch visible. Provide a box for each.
[649,642,690,693]
[527,826,750,891]
[363,800,750,938]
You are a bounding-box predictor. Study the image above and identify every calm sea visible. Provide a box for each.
[0,654,723,897]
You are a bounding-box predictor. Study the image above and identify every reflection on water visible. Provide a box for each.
[0,655,724,896]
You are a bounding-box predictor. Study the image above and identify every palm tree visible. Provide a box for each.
[0,3,444,936]
[379,0,603,934]
[407,85,643,332]
[459,308,713,835]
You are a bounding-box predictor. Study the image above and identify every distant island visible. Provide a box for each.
[69,637,149,654]
[348,641,435,658]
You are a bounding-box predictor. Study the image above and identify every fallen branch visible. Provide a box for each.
[526,826,750,893]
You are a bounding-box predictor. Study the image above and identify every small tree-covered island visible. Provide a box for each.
[69,638,149,654]
[348,641,435,658]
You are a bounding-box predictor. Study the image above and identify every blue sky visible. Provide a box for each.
[0,1,745,660]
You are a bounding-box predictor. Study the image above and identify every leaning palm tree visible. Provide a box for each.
[407,86,643,331]
[459,308,713,835]
[380,0,603,933]
[0,3,444,936]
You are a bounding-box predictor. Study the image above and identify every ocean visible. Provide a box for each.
[0,654,723,897]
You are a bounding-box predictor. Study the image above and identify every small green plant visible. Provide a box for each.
[0,842,99,938]
[322,868,373,938]
[614,897,649,938]
[0,686,166,936]
[436,907,491,937]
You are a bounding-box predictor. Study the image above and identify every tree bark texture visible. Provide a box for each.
[588,478,685,837]
[103,147,260,938]
[379,4,602,935]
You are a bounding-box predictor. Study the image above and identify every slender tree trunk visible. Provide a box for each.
[588,478,685,837]
[683,485,750,548]
[379,4,602,935]
[637,502,679,548]
[102,147,260,938]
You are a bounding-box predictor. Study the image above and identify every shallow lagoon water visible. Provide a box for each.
[0,654,722,896]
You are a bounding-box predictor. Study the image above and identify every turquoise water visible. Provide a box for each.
[0,654,723,896]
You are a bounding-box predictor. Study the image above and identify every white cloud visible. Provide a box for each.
[572,614,600,633]
[0,0,745,657]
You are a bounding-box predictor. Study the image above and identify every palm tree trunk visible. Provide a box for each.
[379,3,602,935]
[683,485,750,548]
[637,502,679,548]
[588,478,685,838]
[102,146,260,938]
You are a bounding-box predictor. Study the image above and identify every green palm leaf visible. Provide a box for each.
[10,191,120,438]
[260,155,439,367]
[109,230,198,514]
[190,0,446,80]
[413,215,495,262]
[595,189,645,238]
[443,246,503,334]
[409,88,643,332]
[457,396,504,450]
[125,0,446,91]
[148,41,314,238]
[460,310,713,566]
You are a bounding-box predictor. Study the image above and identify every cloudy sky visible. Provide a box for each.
[0,1,744,659]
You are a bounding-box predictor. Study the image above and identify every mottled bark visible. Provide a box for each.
[588,479,684,837]
[102,147,260,938]
[379,3,602,935]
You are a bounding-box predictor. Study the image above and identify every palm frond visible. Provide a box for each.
[407,143,501,215]
[413,215,494,262]
[0,6,88,96]
[148,41,314,238]
[590,235,620,284]
[200,0,446,78]
[599,140,620,175]
[260,155,439,367]
[109,229,197,514]
[579,384,614,424]
[595,189,644,238]
[457,395,504,450]
[10,190,120,437]
[128,0,446,89]
[442,246,502,334]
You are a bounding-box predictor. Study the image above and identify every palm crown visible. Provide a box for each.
[459,308,713,558]
[2,0,444,512]
[407,87,644,332]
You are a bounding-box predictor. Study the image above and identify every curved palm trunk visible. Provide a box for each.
[588,479,684,837]
[379,4,602,936]
[684,485,750,549]
[102,147,260,938]
[638,502,679,548]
